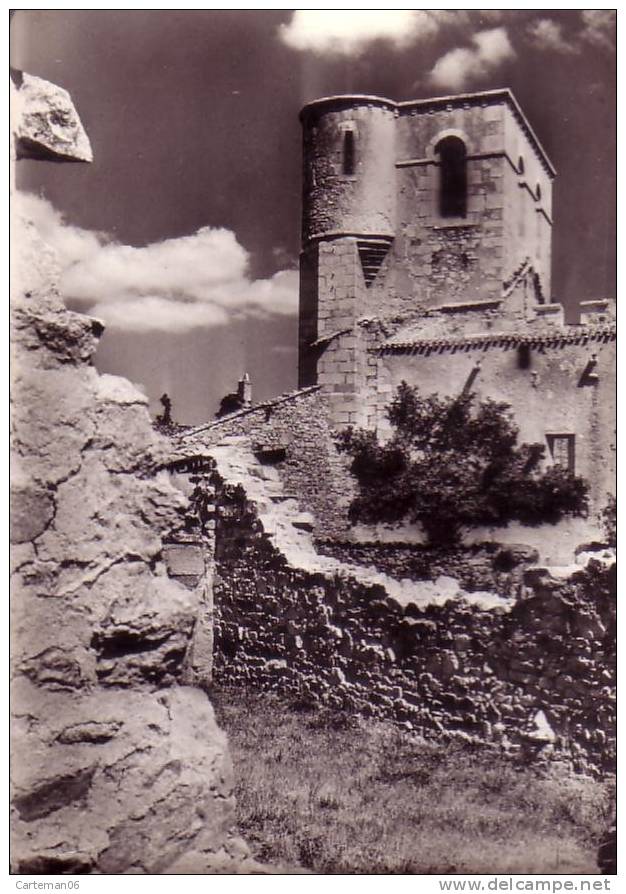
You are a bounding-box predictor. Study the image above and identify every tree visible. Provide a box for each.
[215,391,244,418]
[337,382,588,546]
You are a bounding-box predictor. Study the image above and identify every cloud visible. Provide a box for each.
[580,10,615,50]
[14,191,107,267]
[18,193,298,333]
[527,19,576,54]
[279,10,458,55]
[88,296,230,333]
[429,27,515,91]
[526,12,615,55]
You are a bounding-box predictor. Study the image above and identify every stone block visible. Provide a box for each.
[163,543,205,578]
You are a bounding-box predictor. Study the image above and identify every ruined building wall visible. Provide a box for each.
[10,73,251,875]
[182,312,616,559]
[208,457,614,775]
[178,386,355,539]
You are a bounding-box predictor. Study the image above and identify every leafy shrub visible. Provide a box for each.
[338,382,588,546]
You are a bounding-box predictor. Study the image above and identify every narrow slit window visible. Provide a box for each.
[343,130,355,175]
[435,136,467,218]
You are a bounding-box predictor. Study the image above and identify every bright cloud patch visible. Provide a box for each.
[527,19,576,54]
[429,27,515,91]
[580,10,615,49]
[279,10,455,55]
[61,228,249,305]
[15,191,106,267]
[526,12,615,55]
[88,296,231,333]
[18,193,298,333]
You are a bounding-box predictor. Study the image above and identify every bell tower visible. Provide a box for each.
[298,89,556,428]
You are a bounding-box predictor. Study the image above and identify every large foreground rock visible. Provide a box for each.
[12,685,246,874]
[11,73,250,873]
[11,70,93,162]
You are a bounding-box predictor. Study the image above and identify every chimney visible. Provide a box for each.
[237,372,252,408]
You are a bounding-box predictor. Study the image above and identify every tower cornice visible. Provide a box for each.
[299,88,555,178]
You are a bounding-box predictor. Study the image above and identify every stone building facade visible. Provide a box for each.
[168,90,616,771]
[297,89,616,538]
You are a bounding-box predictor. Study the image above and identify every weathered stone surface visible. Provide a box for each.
[11,76,249,874]
[316,540,538,596]
[179,437,614,774]
[11,305,104,367]
[92,564,199,686]
[11,682,249,874]
[10,477,55,543]
[12,71,93,162]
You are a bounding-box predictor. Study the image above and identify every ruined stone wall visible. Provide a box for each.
[179,387,355,538]
[211,471,615,775]
[314,540,540,597]
[10,74,250,875]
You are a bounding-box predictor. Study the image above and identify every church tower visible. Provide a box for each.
[298,89,556,428]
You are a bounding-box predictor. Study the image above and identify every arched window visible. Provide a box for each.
[435,136,467,218]
[342,130,355,175]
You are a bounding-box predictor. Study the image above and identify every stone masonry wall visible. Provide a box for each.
[10,73,251,874]
[315,540,540,597]
[301,100,396,242]
[298,236,372,428]
[373,332,616,558]
[202,442,615,775]
[179,387,355,538]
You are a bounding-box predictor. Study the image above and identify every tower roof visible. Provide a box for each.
[300,88,555,177]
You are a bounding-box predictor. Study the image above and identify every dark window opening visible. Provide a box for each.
[435,136,467,218]
[535,183,542,201]
[518,156,525,174]
[254,445,287,465]
[343,130,355,175]
[517,344,531,369]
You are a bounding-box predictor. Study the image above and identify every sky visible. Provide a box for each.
[11,10,616,425]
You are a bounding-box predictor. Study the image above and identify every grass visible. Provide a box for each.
[210,685,614,875]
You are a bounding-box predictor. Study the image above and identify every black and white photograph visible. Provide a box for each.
[10,9,617,879]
